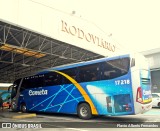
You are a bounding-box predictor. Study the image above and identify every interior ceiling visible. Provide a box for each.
[0,21,103,83]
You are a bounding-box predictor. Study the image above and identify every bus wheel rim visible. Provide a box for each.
[22,105,26,112]
[80,106,88,117]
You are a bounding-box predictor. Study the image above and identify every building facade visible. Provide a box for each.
[142,48,160,93]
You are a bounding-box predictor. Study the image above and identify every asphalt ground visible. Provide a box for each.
[0,109,36,119]
[0,107,160,130]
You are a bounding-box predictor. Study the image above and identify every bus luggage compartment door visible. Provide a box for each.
[113,94,132,113]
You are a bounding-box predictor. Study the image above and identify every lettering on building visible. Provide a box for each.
[61,20,116,52]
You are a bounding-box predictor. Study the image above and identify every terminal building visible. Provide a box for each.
[0,0,160,93]
[141,49,160,93]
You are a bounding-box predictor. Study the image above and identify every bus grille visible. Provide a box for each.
[141,78,150,85]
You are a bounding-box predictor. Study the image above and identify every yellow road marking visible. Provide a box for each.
[12,113,36,119]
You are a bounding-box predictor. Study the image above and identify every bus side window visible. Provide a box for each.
[21,75,45,89]
[102,61,114,80]
[34,75,45,87]
[20,78,28,91]
[103,71,110,79]
[79,63,100,83]
[20,78,27,92]
[102,57,130,80]
[44,72,62,86]
[11,87,17,99]
[62,68,78,84]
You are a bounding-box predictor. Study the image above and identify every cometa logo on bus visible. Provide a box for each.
[29,89,48,96]
[143,90,151,96]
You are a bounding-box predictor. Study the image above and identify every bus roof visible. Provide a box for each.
[37,54,130,74]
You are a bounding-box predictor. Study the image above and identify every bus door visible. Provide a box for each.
[8,78,23,111]
[8,84,17,110]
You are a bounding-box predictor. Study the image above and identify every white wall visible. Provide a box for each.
[0,0,124,56]
[0,83,12,87]
[145,53,160,69]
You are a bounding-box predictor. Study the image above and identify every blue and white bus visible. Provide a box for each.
[9,53,152,119]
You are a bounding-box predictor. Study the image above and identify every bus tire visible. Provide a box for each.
[20,103,27,113]
[77,103,92,119]
[158,102,160,107]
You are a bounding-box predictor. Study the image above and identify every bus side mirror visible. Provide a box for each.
[8,85,12,92]
[8,85,16,92]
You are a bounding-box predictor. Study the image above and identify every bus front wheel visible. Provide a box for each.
[20,103,27,113]
[77,103,92,119]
